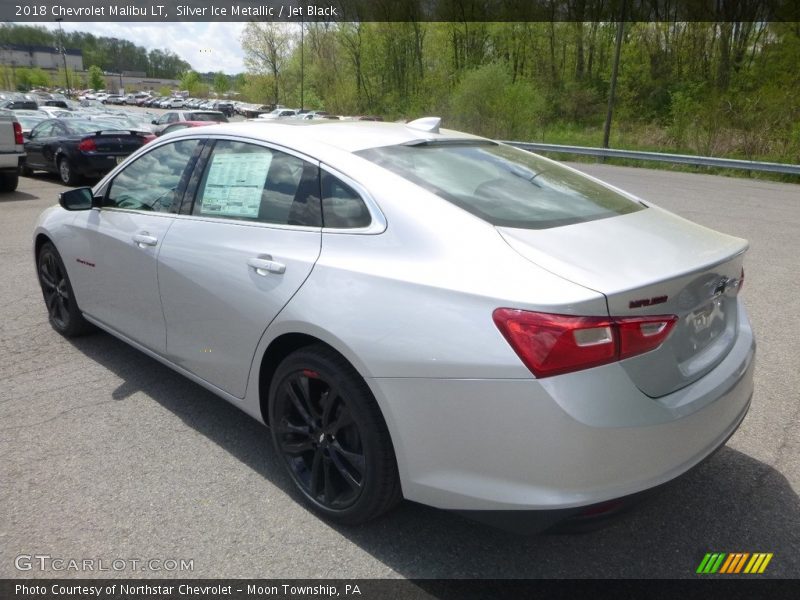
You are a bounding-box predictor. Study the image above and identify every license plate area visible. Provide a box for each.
[680,297,728,359]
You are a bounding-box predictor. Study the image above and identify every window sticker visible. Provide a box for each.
[200,152,272,218]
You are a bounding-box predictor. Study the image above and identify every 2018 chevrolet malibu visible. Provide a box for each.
[33,118,755,528]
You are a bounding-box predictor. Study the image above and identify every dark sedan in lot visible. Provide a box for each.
[23,118,154,185]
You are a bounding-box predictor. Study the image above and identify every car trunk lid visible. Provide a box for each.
[498,207,748,397]
[80,131,147,155]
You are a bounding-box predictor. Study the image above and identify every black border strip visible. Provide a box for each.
[2,0,799,23]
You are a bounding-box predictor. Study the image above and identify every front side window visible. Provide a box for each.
[193,140,321,227]
[357,143,644,230]
[106,139,200,212]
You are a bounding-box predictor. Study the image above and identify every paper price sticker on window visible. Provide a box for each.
[200,151,272,218]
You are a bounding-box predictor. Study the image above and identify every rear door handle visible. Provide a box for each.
[247,257,286,275]
[133,233,158,248]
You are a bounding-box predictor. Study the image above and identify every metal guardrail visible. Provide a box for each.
[504,141,800,176]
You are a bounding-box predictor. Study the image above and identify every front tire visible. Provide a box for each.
[268,345,402,524]
[37,242,93,337]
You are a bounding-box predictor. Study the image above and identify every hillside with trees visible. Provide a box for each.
[0,23,191,78]
[240,21,800,167]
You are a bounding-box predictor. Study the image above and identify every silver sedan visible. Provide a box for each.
[33,118,755,528]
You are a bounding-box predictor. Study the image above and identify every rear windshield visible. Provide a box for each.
[356,143,644,229]
[67,120,124,134]
[189,111,228,122]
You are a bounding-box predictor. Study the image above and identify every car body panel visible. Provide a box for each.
[157,217,322,398]
[367,303,753,510]
[70,209,175,353]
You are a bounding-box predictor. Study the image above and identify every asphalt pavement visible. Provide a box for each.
[0,162,798,579]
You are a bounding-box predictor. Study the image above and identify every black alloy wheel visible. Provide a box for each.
[269,345,401,524]
[37,242,92,337]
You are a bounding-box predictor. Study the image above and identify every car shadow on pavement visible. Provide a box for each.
[0,190,39,202]
[68,331,799,579]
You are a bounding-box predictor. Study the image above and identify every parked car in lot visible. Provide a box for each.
[32,118,755,528]
[23,118,153,184]
[155,120,215,137]
[13,113,48,137]
[151,110,228,134]
[258,108,298,119]
[0,92,39,110]
[161,97,186,109]
[142,96,163,108]
[0,109,24,191]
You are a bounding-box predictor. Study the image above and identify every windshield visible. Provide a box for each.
[356,143,645,229]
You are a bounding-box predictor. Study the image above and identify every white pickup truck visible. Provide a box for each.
[0,109,24,192]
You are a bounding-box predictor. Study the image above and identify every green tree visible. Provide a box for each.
[241,22,294,105]
[180,71,202,94]
[213,72,230,95]
[88,65,105,90]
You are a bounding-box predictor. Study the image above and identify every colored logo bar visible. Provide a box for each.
[696,553,773,574]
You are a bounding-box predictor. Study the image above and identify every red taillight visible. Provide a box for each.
[493,309,677,378]
[616,316,677,360]
[77,138,97,152]
[13,121,23,145]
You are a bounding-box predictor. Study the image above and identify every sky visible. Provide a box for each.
[30,22,248,74]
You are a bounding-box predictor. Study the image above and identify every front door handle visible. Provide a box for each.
[247,257,286,275]
[133,233,158,248]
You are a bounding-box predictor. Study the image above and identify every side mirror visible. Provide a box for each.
[23,131,31,139]
[59,187,94,211]
[151,119,158,125]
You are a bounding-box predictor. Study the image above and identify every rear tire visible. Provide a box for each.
[0,171,19,192]
[58,157,80,186]
[37,242,94,337]
[268,344,402,524]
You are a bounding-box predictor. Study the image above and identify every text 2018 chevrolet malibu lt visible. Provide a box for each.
[33,118,754,527]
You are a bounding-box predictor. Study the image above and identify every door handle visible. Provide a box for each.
[247,257,286,275]
[133,233,158,248]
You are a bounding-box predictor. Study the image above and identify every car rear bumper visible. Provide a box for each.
[0,150,24,170]
[369,304,755,511]
[74,154,128,177]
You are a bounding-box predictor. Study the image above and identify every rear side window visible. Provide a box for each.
[30,121,55,138]
[356,143,644,230]
[192,140,321,227]
[321,172,371,228]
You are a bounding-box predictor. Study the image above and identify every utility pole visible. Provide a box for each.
[55,18,71,96]
[300,18,304,111]
[602,7,626,151]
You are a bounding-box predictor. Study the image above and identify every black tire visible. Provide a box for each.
[268,344,402,524]
[0,171,19,192]
[57,156,80,186]
[37,242,93,337]
[21,163,34,177]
